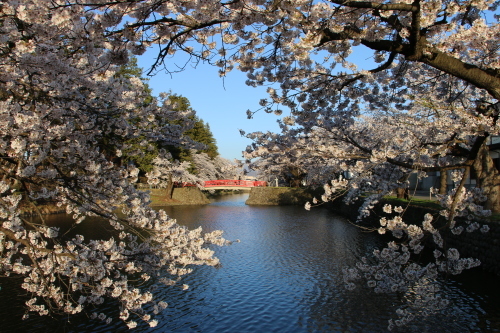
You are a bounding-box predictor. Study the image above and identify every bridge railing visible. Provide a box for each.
[203,180,267,187]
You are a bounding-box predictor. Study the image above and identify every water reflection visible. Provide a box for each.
[1,193,499,332]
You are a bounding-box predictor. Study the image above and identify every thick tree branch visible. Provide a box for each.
[0,226,75,259]
[329,1,419,12]
[420,50,500,100]
[319,30,500,99]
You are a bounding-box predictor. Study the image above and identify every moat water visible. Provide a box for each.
[1,193,499,332]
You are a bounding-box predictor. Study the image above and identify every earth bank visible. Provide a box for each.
[245,187,323,205]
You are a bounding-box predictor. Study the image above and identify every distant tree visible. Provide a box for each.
[108,56,161,172]
[146,151,241,199]
[110,70,219,175]
[191,152,242,180]
[187,121,219,159]
[167,94,218,160]
[141,94,226,194]
[146,151,204,197]
[115,56,153,105]
[162,94,220,180]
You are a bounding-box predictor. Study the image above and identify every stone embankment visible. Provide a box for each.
[148,187,210,205]
[246,188,500,276]
[20,187,211,216]
[330,197,500,276]
[442,219,500,275]
[245,187,323,205]
[20,203,66,217]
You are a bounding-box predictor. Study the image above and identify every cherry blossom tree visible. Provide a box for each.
[0,1,228,328]
[244,127,338,187]
[191,152,243,180]
[147,151,243,191]
[145,151,201,198]
[244,90,496,327]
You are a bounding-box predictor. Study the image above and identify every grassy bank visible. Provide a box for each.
[245,187,323,205]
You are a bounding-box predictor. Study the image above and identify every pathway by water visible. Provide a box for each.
[1,193,499,332]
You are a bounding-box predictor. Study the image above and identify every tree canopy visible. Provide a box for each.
[114,60,221,177]
[167,94,219,162]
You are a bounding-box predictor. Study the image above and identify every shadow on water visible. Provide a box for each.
[1,193,500,332]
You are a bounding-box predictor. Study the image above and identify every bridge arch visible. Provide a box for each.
[202,179,267,190]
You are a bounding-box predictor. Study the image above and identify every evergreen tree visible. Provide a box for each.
[115,56,158,173]
[115,56,153,105]
[167,94,219,168]
[185,119,218,159]
[111,64,221,177]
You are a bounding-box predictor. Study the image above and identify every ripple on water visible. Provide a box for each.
[1,194,500,332]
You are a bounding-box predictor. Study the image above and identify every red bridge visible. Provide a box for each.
[202,179,267,189]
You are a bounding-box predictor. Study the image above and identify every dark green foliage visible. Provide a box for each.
[187,120,218,159]
[106,59,220,176]
[114,56,158,172]
[168,94,219,163]
[115,56,153,106]
[122,137,159,173]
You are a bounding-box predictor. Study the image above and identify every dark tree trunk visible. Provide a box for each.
[396,174,410,199]
[439,170,448,195]
[473,142,500,213]
[165,173,174,200]
[287,167,306,187]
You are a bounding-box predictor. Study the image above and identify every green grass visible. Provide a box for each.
[487,213,500,222]
[382,196,500,223]
[382,196,443,211]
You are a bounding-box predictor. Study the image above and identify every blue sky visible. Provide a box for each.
[137,51,282,161]
[137,46,376,161]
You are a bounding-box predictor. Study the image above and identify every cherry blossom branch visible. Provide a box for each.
[329,1,419,12]
[0,226,75,259]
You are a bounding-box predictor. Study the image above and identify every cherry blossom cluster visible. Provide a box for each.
[342,195,483,329]
[146,150,242,188]
[0,1,229,327]
[191,152,243,181]
[244,96,497,327]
